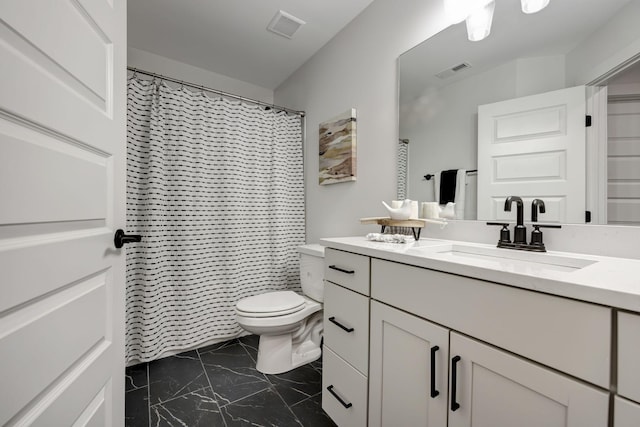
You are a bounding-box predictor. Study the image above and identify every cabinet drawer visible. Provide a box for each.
[324,248,370,295]
[618,311,640,402]
[323,281,369,374]
[614,396,640,427]
[322,346,368,427]
[372,259,611,388]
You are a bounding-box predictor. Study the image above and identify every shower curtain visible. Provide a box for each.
[125,77,305,363]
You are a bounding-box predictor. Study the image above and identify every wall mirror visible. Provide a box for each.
[398,0,640,226]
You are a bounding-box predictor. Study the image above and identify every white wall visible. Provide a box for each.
[275,0,450,243]
[566,0,640,85]
[128,47,274,104]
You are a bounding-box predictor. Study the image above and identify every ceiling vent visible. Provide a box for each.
[435,62,472,79]
[267,10,306,39]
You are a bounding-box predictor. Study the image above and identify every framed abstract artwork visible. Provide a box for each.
[319,108,357,185]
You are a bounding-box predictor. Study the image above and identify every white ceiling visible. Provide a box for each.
[400,0,634,101]
[127,0,376,90]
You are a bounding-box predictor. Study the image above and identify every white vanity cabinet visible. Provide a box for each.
[319,241,633,427]
[322,248,370,427]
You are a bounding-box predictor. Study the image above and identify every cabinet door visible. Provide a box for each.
[618,311,640,403]
[448,333,609,427]
[369,301,449,427]
[614,396,640,427]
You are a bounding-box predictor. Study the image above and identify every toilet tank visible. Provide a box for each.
[298,244,325,302]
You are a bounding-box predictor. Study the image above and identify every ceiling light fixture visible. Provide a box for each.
[444,0,550,42]
[521,0,550,14]
[465,1,496,42]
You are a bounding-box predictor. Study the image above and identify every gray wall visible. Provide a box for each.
[128,47,274,104]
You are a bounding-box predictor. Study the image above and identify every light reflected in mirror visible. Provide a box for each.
[398,0,640,225]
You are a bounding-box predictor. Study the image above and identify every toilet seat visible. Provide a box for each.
[236,291,306,318]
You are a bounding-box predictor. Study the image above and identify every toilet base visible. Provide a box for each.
[255,311,323,374]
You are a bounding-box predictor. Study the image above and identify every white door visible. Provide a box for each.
[608,98,640,225]
[368,301,449,427]
[0,1,126,426]
[448,333,608,427]
[477,86,587,223]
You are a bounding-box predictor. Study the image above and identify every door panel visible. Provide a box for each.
[448,333,609,427]
[369,301,449,427]
[0,120,108,224]
[0,0,117,148]
[0,0,126,425]
[478,85,586,223]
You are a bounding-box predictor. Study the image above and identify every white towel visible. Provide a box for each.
[455,169,466,219]
[434,169,467,219]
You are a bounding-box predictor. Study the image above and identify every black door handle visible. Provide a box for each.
[114,229,142,248]
[328,316,354,333]
[451,355,461,412]
[326,385,352,409]
[430,345,440,398]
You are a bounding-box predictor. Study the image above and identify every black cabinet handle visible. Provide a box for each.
[451,355,461,412]
[328,265,355,274]
[114,229,142,249]
[327,385,352,409]
[430,346,440,398]
[328,316,354,333]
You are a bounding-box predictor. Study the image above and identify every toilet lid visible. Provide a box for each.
[236,291,306,317]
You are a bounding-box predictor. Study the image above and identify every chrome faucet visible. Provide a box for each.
[504,196,526,244]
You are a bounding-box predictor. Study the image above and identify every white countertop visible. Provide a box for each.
[319,236,640,312]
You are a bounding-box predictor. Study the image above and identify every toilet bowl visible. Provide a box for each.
[235,244,325,374]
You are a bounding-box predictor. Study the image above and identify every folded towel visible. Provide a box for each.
[366,233,415,243]
[439,169,458,204]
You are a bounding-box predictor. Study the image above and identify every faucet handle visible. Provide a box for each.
[486,222,511,244]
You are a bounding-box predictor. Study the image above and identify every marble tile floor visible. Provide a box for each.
[125,335,337,427]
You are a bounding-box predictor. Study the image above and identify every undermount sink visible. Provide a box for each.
[407,243,597,273]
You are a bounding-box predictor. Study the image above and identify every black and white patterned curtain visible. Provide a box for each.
[397,138,409,200]
[125,77,305,363]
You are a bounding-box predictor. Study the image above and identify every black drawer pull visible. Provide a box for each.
[328,316,354,333]
[328,265,355,274]
[451,355,461,412]
[430,345,440,398]
[327,385,353,409]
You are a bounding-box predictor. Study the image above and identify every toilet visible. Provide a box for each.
[235,244,325,374]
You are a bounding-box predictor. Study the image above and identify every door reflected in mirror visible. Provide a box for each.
[398,0,640,226]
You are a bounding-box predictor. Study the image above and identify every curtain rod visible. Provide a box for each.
[127,66,305,117]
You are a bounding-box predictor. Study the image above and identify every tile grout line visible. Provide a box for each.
[146,363,151,427]
[196,347,228,427]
